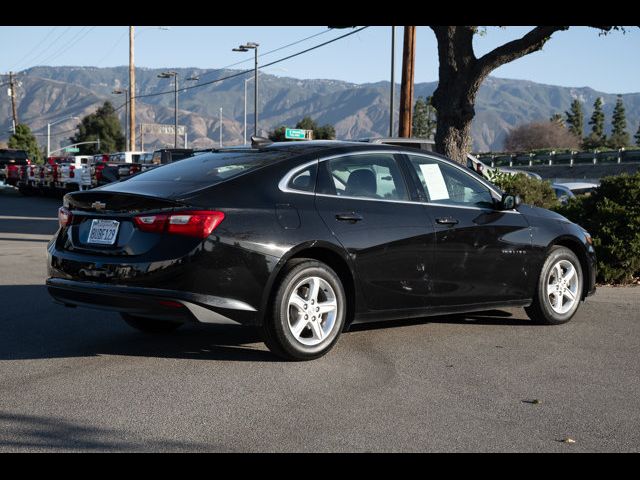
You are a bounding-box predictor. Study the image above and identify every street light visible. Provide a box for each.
[158,71,178,148]
[233,42,259,137]
[47,116,79,157]
[112,88,128,149]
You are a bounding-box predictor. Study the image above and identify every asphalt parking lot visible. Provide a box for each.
[0,186,639,452]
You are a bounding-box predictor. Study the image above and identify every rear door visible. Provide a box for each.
[314,151,436,312]
[404,153,533,307]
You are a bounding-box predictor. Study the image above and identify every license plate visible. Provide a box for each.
[87,219,120,245]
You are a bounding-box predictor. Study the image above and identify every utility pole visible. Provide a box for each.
[174,75,178,148]
[129,26,136,151]
[9,72,18,133]
[219,107,223,147]
[398,26,416,138]
[389,26,396,137]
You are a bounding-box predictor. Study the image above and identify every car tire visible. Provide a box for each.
[121,313,183,334]
[263,259,346,361]
[525,246,583,325]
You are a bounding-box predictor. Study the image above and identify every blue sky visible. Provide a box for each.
[1,26,639,93]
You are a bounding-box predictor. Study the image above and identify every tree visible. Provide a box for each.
[268,116,335,141]
[549,113,564,127]
[608,95,630,148]
[70,101,125,155]
[427,26,622,164]
[583,97,607,149]
[412,96,437,139]
[635,123,640,147]
[504,121,581,152]
[565,99,584,139]
[8,123,42,163]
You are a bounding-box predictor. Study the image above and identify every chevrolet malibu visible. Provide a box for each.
[47,141,596,360]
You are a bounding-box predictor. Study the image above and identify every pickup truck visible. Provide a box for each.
[0,149,30,187]
[58,155,93,191]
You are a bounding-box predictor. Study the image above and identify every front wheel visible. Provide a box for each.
[121,313,183,334]
[263,259,346,361]
[525,246,583,325]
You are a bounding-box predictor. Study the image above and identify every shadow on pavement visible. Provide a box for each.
[0,411,211,452]
[0,284,531,363]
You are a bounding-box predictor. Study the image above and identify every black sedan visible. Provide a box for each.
[47,141,596,360]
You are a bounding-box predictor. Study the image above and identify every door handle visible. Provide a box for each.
[335,212,363,223]
[436,216,459,226]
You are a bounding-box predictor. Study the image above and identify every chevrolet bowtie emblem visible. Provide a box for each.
[91,201,106,210]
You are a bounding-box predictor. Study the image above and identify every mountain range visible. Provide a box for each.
[2,66,639,153]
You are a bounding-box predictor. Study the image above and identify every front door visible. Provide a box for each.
[404,153,533,307]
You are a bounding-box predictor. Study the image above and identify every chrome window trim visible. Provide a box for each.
[277,150,520,214]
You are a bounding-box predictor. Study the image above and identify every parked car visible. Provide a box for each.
[47,141,596,360]
[552,182,599,205]
[0,149,30,186]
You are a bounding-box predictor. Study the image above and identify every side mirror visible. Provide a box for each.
[499,193,521,210]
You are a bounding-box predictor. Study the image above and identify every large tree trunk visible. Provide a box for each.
[429,26,569,164]
[430,27,483,164]
[432,75,483,164]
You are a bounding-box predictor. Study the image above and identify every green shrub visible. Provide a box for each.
[487,169,559,210]
[554,172,640,284]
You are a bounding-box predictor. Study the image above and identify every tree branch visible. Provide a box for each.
[475,26,569,78]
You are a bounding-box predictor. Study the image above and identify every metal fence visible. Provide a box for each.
[475,149,640,168]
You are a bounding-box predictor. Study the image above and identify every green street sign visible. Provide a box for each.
[64,147,80,153]
[285,128,307,140]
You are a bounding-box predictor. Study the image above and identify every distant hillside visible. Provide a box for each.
[1,66,639,152]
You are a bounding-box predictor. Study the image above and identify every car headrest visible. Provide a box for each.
[345,169,376,197]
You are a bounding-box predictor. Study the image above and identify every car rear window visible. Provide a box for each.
[126,150,290,185]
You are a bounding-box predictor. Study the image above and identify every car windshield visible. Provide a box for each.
[125,150,291,185]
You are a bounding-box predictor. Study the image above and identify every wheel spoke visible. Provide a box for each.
[317,300,337,315]
[288,293,307,313]
[308,277,321,303]
[309,319,325,341]
[554,263,563,281]
[564,288,576,302]
[564,264,576,282]
[291,319,309,338]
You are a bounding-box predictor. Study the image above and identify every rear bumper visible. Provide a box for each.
[46,277,258,326]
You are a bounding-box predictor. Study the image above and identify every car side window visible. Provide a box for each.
[288,165,317,192]
[318,153,408,201]
[408,155,495,208]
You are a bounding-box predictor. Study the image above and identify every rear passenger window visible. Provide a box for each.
[318,153,408,201]
[288,165,316,192]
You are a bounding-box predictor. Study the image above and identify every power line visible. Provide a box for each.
[13,26,72,72]
[36,27,96,67]
[194,27,334,83]
[95,28,129,66]
[134,26,369,101]
[7,27,57,72]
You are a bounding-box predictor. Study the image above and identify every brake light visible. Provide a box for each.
[58,207,73,228]
[133,211,224,239]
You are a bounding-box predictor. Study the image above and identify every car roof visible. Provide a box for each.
[555,182,599,189]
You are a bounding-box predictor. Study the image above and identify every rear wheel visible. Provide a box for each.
[525,246,583,325]
[121,313,183,334]
[263,259,346,361]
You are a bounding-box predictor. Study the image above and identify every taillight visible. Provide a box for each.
[133,214,168,233]
[133,211,224,239]
[58,207,72,228]
[95,164,105,181]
